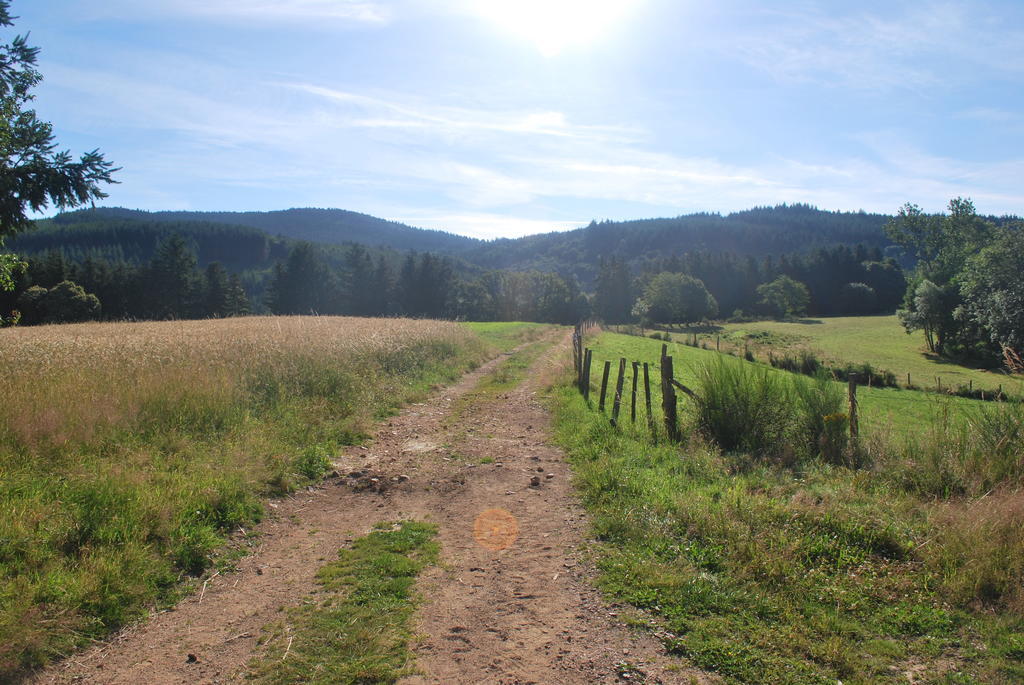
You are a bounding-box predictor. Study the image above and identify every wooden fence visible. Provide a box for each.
[573,328,864,443]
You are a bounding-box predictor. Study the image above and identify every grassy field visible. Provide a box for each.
[554,330,1024,683]
[462,320,553,351]
[0,316,539,678]
[714,315,1023,396]
[590,331,989,440]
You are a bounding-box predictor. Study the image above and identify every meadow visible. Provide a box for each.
[0,316,531,678]
[716,315,1023,396]
[592,331,988,440]
[553,330,1024,683]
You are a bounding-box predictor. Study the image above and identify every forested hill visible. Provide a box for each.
[461,205,894,283]
[37,204,895,281]
[50,207,482,255]
[15,211,290,270]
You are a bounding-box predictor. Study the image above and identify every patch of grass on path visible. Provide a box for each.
[444,330,561,438]
[717,316,1022,396]
[462,321,555,353]
[248,520,439,684]
[550,379,1024,684]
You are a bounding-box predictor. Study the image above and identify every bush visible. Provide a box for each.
[694,357,795,461]
[767,351,900,389]
[792,371,849,465]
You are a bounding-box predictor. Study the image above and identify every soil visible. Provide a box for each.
[31,331,713,685]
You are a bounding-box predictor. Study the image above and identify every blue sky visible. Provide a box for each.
[17,0,1024,238]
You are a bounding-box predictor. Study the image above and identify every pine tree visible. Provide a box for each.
[202,262,230,317]
[147,234,199,319]
[225,273,251,317]
[0,1,117,290]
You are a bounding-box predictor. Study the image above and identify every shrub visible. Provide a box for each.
[792,371,848,464]
[694,357,795,461]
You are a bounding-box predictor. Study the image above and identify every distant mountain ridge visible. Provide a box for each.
[28,204,898,287]
[51,207,482,255]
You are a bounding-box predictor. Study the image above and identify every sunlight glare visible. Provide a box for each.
[470,0,638,57]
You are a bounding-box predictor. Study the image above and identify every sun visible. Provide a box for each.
[469,0,639,57]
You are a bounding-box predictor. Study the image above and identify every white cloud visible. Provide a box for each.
[956,108,1020,124]
[290,84,639,142]
[721,2,1024,92]
[44,52,1024,236]
[86,0,393,24]
[392,212,584,239]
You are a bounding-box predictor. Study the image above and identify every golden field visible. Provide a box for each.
[0,315,492,677]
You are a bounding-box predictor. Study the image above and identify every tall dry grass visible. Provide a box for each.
[0,316,488,677]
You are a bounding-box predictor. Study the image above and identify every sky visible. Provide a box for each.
[15,0,1024,239]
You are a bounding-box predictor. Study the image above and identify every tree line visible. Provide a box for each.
[264,241,587,323]
[592,243,907,326]
[1,235,251,325]
[0,237,590,325]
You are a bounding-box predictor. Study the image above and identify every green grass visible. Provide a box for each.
[716,316,1023,396]
[551,356,1024,683]
[461,321,554,352]
[0,318,532,678]
[442,334,560,445]
[586,331,988,440]
[248,520,439,684]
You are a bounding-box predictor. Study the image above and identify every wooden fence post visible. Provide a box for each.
[643,362,654,434]
[716,335,720,352]
[661,354,680,442]
[599,360,611,412]
[611,358,626,426]
[630,361,639,424]
[574,323,583,386]
[848,374,859,440]
[582,348,592,402]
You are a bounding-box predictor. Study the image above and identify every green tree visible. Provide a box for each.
[897,279,955,354]
[341,243,374,316]
[960,227,1024,354]
[224,273,251,317]
[886,198,997,359]
[148,234,199,319]
[756,275,810,318]
[265,242,337,315]
[593,256,634,324]
[643,272,718,326]
[0,2,117,291]
[202,262,230,317]
[838,282,877,315]
[42,280,100,323]
[18,279,99,324]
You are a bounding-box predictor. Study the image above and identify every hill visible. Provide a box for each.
[462,204,895,284]
[32,204,897,284]
[14,212,290,270]
[45,206,482,255]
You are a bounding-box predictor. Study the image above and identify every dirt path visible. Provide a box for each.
[33,332,708,685]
